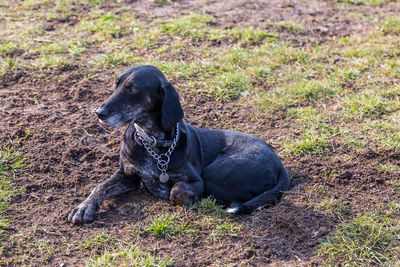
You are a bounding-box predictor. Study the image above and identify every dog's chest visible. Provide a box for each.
[122,153,156,178]
[123,154,172,200]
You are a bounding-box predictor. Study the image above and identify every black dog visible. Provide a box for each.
[68,65,290,224]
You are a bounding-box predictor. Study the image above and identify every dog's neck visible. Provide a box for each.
[134,113,172,140]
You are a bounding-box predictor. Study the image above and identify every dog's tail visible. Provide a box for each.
[226,167,290,214]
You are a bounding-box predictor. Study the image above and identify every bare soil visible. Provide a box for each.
[1,0,399,266]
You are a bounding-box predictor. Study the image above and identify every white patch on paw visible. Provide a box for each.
[226,207,239,214]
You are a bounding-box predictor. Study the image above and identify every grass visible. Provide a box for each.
[274,21,304,34]
[87,246,174,267]
[0,146,25,213]
[335,0,393,5]
[144,212,193,239]
[189,197,228,219]
[317,206,400,265]
[81,233,174,266]
[0,145,26,253]
[382,17,400,34]
[79,233,119,251]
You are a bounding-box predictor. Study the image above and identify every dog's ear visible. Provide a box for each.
[161,81,184,131]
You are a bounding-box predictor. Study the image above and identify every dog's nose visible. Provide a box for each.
[95,107,108,120]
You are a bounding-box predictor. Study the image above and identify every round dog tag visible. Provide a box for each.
[159,173,169,183]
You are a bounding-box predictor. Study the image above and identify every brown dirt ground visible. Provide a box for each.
[1,0,400,266]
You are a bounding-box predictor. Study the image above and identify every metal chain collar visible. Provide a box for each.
[138,123,180,178]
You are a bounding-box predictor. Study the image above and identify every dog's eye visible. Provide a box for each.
[125,82,137,93]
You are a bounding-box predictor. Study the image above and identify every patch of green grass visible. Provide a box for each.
[144,212,193,239]
[382,17,400,34]
[158,13,276,46]
[214,221,241,235]
[0,145,26,252]
[34,42,66,55]
[87,246,174,267]
[285,133,333,155]
[289,80,341,102]
[284,107,339,156]
[68,40,87,57]
[159,13,217,41]
[0,42,23,57]
[86,0,110,5]
[274,21,304,34]
[227,27,276,46]
[334,0,392,5]
[211,71,253,100]
[190,197,227,218]
[33,55,71,69]
[94,47,139,68]
[79,232,119,251]
[343,91,398,119]
[315,197,352,219]
[154,0,179,6]
[0,146,26,213]
[79,12,135,40]
[0,57,24,75]
[19,0,55,9]
[317,208,400,265]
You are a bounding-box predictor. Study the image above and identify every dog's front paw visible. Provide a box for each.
[170,182,195,206]
[68,201,99,224]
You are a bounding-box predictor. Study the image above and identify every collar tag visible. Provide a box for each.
[134,132,144,146]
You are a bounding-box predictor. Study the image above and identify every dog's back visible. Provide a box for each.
[188,124,290,213]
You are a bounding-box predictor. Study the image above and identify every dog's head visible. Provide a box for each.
[96,65,184,131]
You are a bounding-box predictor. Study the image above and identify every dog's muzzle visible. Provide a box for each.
[95,107,108,120]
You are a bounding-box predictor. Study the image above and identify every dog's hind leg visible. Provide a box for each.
[226,166,290,214]
[68,170,140,224]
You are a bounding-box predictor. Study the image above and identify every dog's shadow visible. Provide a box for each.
[230,170,338,263]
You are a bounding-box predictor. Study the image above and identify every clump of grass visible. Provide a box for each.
[343,91,396,119]
[382,17,400,34]
[86,0,109,5]
[0,57,24,75]
[68,40,87,57]
[0,145,26,252]
[97,50,137,68]
[315,197,352,219]
[0,146,26,213]
[335,0,391,5]
[154,0,179,6]
[87,246,174,267]
[286,135,332,155]
[33,55,71,69]
[317,210,400,265]
[190,197,227,218]
[159,13,217,41]
[211,71,253,100]
[79,232,119,251]
[80,12,133,39]
[0,42,23,57]
[227,27,276,46]
[144,212,193,239]
[284,107,339,156]
[289,80,341,102]
[274,21,304,34]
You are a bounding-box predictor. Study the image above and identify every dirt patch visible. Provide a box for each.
[132,0,400,45]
